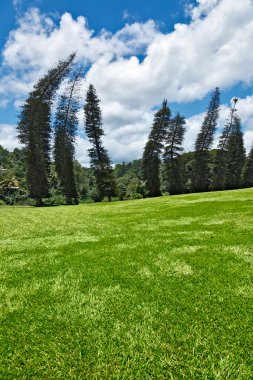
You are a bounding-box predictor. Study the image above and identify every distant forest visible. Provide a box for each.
[1,54,253,206]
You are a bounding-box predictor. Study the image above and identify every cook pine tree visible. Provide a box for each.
[84,84,115,202]
[54,68,82,205]
[243,144,253,188]
[211,98,238,191]
[17,53,75,206]
[225,115,246,189]
[142,100,171,197]
[163,113,186,195]
[191,87,220,192]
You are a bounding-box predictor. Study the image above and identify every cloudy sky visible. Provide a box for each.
[1,0,253,165]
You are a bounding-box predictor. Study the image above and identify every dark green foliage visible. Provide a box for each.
[0,146,29,205]
[17,53,75,206]
[192,88,220,192]
[225,116,246,189]
[243,144,253,188]
[0,167,19,205]
[194,88,220,152]
[25,102,51,205]
[74,161,91,201]
[191,151,210,192]
[54,69,82,205]
[84,84,116,201]
[212,99,238,191]
[142,100,171,197]
[9,148,27,184]
[163,113,186,195]
[142,154,161,197]
[116,173,145,200]
[0,146,10,167]
[210,149,227,191]
[114,160,145,200]
[114,160,142,179]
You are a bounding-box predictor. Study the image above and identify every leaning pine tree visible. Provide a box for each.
[17,53,75,206]
[191,87,220,192]
[243,143,253,188]
[142,100,171,197]
[211,98,238,191]
[54,68,82,205]
[225,115,246,190]
[84,84,115,202]
[163,113,186,195]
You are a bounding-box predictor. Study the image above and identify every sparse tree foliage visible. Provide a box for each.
[142,100,171,197]
[17,53,75,206]
[84,84,115,201]
[54,68,82,205]
[211,98,238,191]
[225,116,246,189]
[163,113,186,195]
[191,87,220,192]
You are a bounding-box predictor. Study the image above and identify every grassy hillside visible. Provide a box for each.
[0,189,252,379]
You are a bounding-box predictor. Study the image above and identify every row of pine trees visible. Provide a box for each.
[142,88,253,197]
[17,55,253,206]
[17,54,115,206]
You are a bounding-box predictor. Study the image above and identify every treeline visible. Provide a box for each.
[1,55,253,206]
[1,145,253,206]
[0,146,144,205]
[13,53,117,206]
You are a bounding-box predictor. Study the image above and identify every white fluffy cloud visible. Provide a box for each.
[88,0,253,106]
[186,0,221,20]
[1,0,253,162]
[85,0,253,161]
[0,124,22,151]
[1,8,158,101]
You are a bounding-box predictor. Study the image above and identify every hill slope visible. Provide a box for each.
[0,189,253,378]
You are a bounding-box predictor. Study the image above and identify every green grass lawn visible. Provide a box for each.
[0,189,253,379]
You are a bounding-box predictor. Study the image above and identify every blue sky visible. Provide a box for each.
[1,0,253,164]
[2,0,190,36]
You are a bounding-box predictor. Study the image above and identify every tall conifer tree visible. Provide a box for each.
[142,100,171,197]
[225,116,246,189]
[17,53,75,206]
[163,113,186,195]
[54,68,82,204]
[191,87,220,192]
[243,144,253,188]
[84,84,115,201]
[211,98,238,191]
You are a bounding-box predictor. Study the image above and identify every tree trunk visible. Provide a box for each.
[35,198,43,207]
[66,197,72,205]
